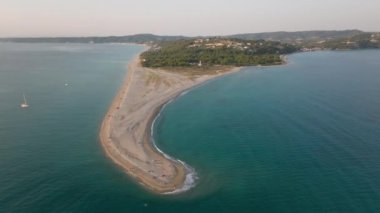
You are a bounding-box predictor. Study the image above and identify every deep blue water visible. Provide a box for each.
[1,43,380,212]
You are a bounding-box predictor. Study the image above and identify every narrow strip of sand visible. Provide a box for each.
[99,55,241,194]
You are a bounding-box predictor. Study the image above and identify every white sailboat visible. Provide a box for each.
[20,93,29,108]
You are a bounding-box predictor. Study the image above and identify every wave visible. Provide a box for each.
[164,160,198,194]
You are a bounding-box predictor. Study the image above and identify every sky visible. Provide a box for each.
[1,0,379,37]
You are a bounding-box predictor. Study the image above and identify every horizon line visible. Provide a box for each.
[1,29,376,39]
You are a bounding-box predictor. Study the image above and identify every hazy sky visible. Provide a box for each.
[1,0,379,37]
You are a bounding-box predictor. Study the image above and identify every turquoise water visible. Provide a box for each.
[1,44,380,212]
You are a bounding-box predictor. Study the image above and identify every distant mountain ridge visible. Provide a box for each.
[227,30,365,42]
[1,30,379,51]
[0,34,188,43]
[0,30,372,44]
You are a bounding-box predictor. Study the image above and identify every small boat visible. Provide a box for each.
[20,93,29,108]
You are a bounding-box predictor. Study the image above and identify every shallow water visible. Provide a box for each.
[1,43,380,212]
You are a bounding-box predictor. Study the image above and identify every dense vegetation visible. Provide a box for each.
[141,38,298,67]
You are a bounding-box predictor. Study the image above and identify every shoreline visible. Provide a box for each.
[99,53,242,194]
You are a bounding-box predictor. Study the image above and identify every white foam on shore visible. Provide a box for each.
[150,92,198,194]
[164,160,198,194]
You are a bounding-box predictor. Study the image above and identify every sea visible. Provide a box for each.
[0,43,379,212]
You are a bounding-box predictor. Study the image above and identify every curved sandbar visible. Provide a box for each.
[100,55,241,194]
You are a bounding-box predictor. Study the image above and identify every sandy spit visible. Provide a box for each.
[100,56,241,194]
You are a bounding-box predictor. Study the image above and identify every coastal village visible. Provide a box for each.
[189,38,255,50]
[188,38,286,54]
[300,33,380,51]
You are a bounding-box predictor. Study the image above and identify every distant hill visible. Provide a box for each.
[321,33,380,50]
[0,34,188,44]
[1,30,379,51]
[227,30,364,43]
[0,30,370,44]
